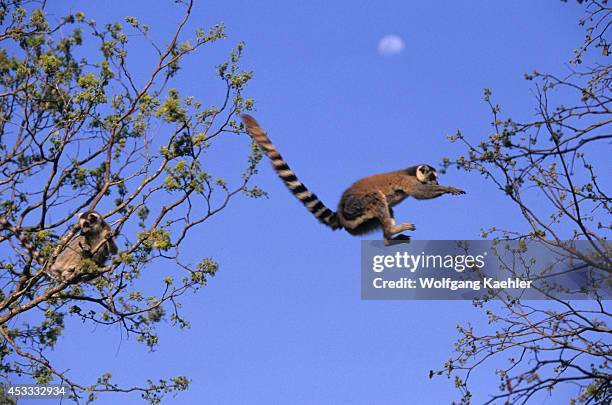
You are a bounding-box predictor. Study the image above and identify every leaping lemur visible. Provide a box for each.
[242,114,465,245]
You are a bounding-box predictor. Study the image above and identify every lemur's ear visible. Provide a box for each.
[76,212,84,219]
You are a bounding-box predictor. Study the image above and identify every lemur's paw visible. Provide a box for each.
[449,187,466,195]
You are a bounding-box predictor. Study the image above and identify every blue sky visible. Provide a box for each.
[21,1,595,403]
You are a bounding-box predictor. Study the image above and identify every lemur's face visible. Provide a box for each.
[77,211,102,234]
[416,165,439,185]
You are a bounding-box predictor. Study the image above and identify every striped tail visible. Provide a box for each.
[242,114,340,230]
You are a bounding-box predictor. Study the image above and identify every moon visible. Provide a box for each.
[378,35,405,56]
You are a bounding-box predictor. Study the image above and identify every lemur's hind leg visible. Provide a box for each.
[383,221,416,245]
[371,192,416,245]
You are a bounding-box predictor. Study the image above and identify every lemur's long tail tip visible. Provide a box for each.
[239,113,341,231]
[241,114,259,128]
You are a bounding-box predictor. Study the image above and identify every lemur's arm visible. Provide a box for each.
[411,184,465,200]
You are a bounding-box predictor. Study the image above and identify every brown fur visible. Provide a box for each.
[242,114,465,245]
[50,210,117,280]
[337,169,465,243]
[1,210,118,279]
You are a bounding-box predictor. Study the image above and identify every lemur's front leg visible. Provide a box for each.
[78,240,93,258]
[439,185,465,195]
[413,184,465,200]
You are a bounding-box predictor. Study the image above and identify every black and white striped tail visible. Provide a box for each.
[242,114,340,230]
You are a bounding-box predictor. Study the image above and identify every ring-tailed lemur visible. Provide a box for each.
[242,114,465,245]
[0,210,117,280]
